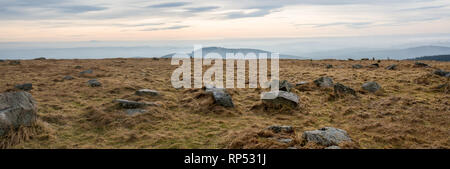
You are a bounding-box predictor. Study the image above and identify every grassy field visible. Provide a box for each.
[0,58,449,149]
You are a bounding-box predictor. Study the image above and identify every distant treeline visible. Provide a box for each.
[409,55,450,61]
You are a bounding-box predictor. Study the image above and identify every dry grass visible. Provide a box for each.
[0,58,449,149]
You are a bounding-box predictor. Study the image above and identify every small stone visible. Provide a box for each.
[15,83,33,91]
[63,76,74,80]
[114,99,148,109]
[369,63,379,68]
[278,138,293,144]
[287,147,297,149]
[33,57,46,60]
[414,62,429,67]
[352,64,363,69]
[135,89,159,96]
[314,77,334,88]
[326,64,333,69]
[334,83,356,96]
[204,85,234,107]
[87,79,101,87]
[125,109,147,116]
[80,69,93,75]
[267,125,293,133]
[386,64,397,70]
[362,81,381,93]
[433,69,449,77]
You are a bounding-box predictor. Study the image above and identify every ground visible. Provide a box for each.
[0,58,449,149]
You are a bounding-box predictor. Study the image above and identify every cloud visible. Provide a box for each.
[57,5,107,13]
[141,25,190,31]
[184,6,220,13]
[147,2,190,8]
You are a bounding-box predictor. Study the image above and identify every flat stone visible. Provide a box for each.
[135,89,159,96]
[352,64,363,69]
[261,91,299,108]
[278,138,293,144]
[386,64,397,70]
[125,109,147,116]
[114,99,148,109]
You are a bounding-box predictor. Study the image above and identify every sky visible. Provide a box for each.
[1,0,450,42]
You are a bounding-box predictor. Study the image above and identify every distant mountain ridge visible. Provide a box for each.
[160,47,305,59]
[409,55,450,61]
[305,45,450,60]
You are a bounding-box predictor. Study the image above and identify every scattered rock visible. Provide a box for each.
[87,79,102,87]
[433,69,449,77]
[136,89,159,96]
[361,58,369,61]
[261,91,299,108]
[0,92,37,136]
[114,99,152,109]
[325,146,341,149]
[314,77,334,88]
[362,81,381,93]
[80,69,93,75]
[348,58,354,61]
[386,64,397,70]
[326,64,333,69]
[204,85,234,107]
[63,76,74,80]
[15,83,33,91]
[352,64,363,69]
[334,83,356,96]
[125,109,147,116]
[278,138,293,144]
[302,127,352,147]
[414,62,429,67]
[267,125,294,133]
[369,63,379,68]
[8,60,20,65]
[279,80,293,92]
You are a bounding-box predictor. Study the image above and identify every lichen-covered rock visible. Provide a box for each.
[302,127,352,146]
[261,91,299,108]
[314,77,334,88]
[15,83,33,91]
[204,85,234,107]
[135,89,159,96]
[0,92,37,136]
[362,81,381,93]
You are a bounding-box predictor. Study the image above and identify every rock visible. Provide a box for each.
[80,69,93,75]
[279,80,293,92]
[296,81,309,86]
[33,57,46,60]
[348,58,354,61]
[362,81,381,93]
[75,66,82,69]
[9,60,20,65]
[125,109,147,116]
[414,62,429,67]
[369,63,379,68]
[352,64,363,69]
[325,146,341,149]
[302,127,352,146]
[0,59,5,62]
[326,64,333,69]
[87,79,102,87]
[314,77,334,88]
[278,138,293,144]
[0,92,37,136]
[386,64,397,70]
[63,76,74,80]
[15,83,33,91]
[361,58,369,61]
[204,85,234,107]
[267,125,293,133]
[433,69,449,77]
[334,83,356,96]
[287,147,297,149]
[261,91,299,108]
[135,89,159,96]
[114,99,150,109]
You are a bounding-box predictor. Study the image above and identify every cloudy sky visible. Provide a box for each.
[1,0,450,42]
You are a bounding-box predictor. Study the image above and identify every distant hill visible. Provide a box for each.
[305,45,450,60]
[408,55,450,61]
[161,47,305,59]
